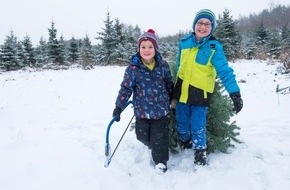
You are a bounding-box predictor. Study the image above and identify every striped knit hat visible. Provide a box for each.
[138,29,159,50]
[193,9,217,34]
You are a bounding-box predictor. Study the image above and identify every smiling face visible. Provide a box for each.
[194,18,212,41]
[139,40,156,64]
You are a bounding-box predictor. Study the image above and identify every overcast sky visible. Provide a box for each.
[0,0,289,45]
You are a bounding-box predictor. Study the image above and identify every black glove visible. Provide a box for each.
[230,92,243,114]
[112,107,122,122]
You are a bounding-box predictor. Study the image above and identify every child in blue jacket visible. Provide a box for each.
[113,29,173,173]
[173,9,243,165]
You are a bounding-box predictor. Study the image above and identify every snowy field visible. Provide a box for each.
[1,60,290,190]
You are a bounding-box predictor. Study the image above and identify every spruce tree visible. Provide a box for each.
[240,32,257,60]
[0,31,18,71]
[265,29,281,59]
[113,19,132,64]
[15,41,25,68]
[280,23,290,71]
[47,21,63,65]
[22,35,36,67]
[118,24,141,63]
[68,37,79,64]
[95,12,117,65]
[281,23,290,53]
[205,81,241,153]
[215,9,241,61]
[35,37,49,67]
[80,35,94,69]
[255,21,268,59]
[58,35,66,65]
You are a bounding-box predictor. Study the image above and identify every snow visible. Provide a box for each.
[1,60,290,190]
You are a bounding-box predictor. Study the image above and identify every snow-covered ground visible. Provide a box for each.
[1,60,290,190]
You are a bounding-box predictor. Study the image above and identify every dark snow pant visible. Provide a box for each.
[135,116,169,164]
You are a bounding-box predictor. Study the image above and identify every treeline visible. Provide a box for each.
[235,4,290,72]
[0,4,289,72]
[0,13,143,71]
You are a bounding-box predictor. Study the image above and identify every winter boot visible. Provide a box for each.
[194,149,207,165]
[155,162,167,173]
[180,138,192,149]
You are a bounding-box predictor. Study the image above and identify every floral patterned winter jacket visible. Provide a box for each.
[115,52,173,120]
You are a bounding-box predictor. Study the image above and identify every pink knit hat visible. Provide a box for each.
[138,29,159,50]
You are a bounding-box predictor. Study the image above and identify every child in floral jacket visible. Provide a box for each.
[113,29,173,173]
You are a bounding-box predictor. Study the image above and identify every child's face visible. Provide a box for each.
[139,40,156,63]
[194,18,212,41]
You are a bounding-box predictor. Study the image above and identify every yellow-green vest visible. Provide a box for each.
[177,47,216,103]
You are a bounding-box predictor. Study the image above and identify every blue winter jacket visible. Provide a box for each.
[115,52,173,120]
[173,33,240,106]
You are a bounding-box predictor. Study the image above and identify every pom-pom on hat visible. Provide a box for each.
[193,9,217,34]
[138,29,159,50]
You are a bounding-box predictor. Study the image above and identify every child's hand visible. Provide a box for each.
[230,92,243,114]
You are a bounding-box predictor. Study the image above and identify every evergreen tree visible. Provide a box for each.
[159,34,180,61]
[265,29,281,59]
[114,18,125,45]
[125,25,141,55]
[15,41,25,68]
[35,37,49,67]
[206,81,241,153]
[215,9,241,61]
[58,35,66,65]
[256,21,268,46]
[280,23,290,71]
[281,23,290,53]
[22,35,36,67]
[114,23,141,64]
[240,32,257,59]
[96,12,118,65]
[47,21,63,64]
[94,44,103,66]
[255,21,268,59]
[113,18,127,64]
[80,34,94,69]
[68,37,79,64]
[0,31,18,71]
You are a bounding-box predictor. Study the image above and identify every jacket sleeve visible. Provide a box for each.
[115,66,135,109]
[211,41,240,94]
[163,61,174,101]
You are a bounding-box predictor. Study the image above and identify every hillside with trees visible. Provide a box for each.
[0,4,289,72]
